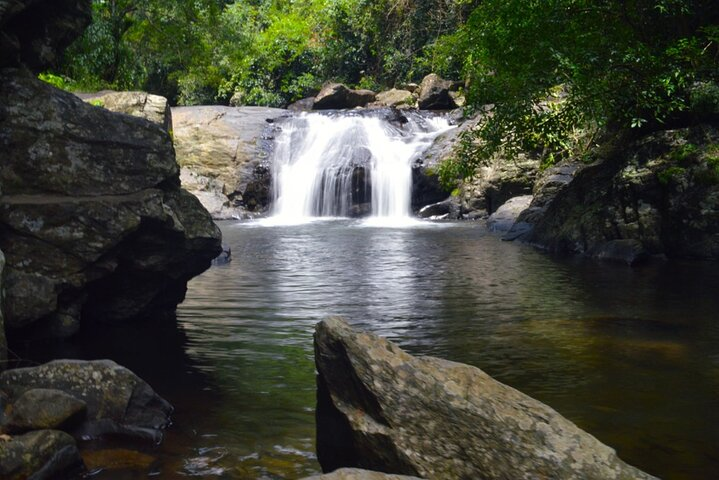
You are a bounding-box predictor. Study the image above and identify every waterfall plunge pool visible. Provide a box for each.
[53,219,719,480]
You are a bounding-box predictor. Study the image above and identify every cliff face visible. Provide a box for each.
[0,1,221,344]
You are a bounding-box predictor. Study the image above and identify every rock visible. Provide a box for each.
[0,248,6,368]
[417,74,457,110]
[486,195,533,232]
[313,83,377,110]
[525,125,719,259]
[76,91,172,133]
[372,89,415,108]
[82,448,156,471]
[0,360,172,442]
[0,0,91,71]
[0,68,221,333]
[173,106,285,217]
[301,468,424,480]
[212,244,232,265]
[592,239,649,266]
[315,317,656,480]
[417,198,460,220]
[4,388,87,433]
[0,429,82,480]
[459,155,540,218]
[288,97,316,111]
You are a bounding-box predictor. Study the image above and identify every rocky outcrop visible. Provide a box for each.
[315,317,656,480]
[302,468,423,480]
[417,74,457,110]
[523,125,719,259]
[173,106,286,218]
[0,68,221,336]
[0,429,82,480]
[0,359,172,443]
[314,83,377,110]
[0,0,91,70]
[76,91,172,133]
[288,97,316,111]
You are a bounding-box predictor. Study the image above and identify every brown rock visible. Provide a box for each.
[313,83,376,109]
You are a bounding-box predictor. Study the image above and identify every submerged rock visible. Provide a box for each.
[314,317,656,480]
[3,388,87,434]
[0,360,172,443]
[314,83,377,109]
[301,468,423,480]
[0,429,82,480]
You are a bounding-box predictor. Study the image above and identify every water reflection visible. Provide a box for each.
[17,219,718,479]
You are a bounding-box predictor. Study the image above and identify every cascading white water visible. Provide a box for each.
[270,110,454,223]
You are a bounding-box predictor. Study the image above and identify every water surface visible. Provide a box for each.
[69,219,719,479]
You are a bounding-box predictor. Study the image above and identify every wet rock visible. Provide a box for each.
[4,388,87,433]
[288,97,316,111]
[417,74,457,110]
[592,239,650,266]
[173,106,285,217]
[372,89,415,108]
[0,429,82,480]
[81,448,156,471]
[417,198,460,220]
[314,83,377,110]
[212,245,232,266]
[301,468,423,480]
[0,68,221,333]
[314,317,656,480]
[76,91,172,133]
[0,0,91,71]
[0,360,172,443]
[486,195,533,232]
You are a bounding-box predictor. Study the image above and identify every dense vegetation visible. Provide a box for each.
[49,0,718,184]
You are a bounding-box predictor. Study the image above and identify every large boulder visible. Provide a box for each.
[0,68,221,336]
[76,91,172,133]
[0,429,82,480]
[0,0,91,71]
[313,83,377,110]
[314,317,656,480]
[524,125,719,259]
[0,360,172,442]
[172,106,286,218]
[417,74,457,110]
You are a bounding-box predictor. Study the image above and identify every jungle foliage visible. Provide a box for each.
[49,0,719,186]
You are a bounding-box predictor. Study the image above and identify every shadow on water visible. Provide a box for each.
[9,219,719,479]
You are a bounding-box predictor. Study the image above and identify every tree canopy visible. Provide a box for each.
[48,0,719,185]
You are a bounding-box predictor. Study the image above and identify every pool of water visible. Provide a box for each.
[41,219,719,479]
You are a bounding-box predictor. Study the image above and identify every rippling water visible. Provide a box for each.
[43,219,719,479]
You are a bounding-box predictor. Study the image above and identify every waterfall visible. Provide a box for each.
[270,109,454,223]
